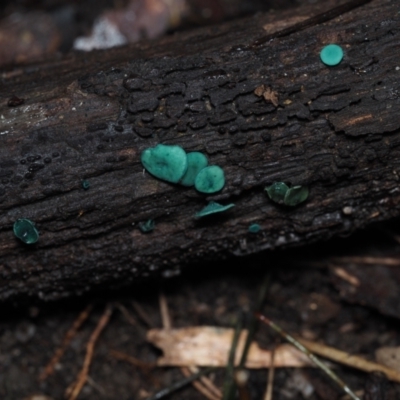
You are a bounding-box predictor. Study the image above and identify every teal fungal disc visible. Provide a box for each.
[265,182,289,204]
[141,144,188,184]
[82,180,90,190]
[138,219,155,233]
[195,201,235,218]
[248,223,261,233]
[320,44,344,66]
[194,165,225,194]
[284,186,309,206]
[13,219,39,244]
[180,152,208,187]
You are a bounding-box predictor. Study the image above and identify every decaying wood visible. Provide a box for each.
[0,0,399,301]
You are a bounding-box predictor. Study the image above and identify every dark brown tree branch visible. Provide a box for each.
[0,0,399,301]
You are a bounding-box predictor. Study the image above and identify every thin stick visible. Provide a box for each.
[159,292,171,330]
[110,349,155,371]
[188,367,222,399]
[181,367,221,400]
[332,256,400,267]
[222,315,243,400]
[39,304,93,381]
[187,366,222,399]
[297,337,400,384]
[132,300,154,328]
[66,304,113,400]
[116,303,137,326]
[256,313,360,400]
[239,273,271,368]
[235,369,251,400]
[145,368,215,400]
[253,0,373,46]
[263,347,275,400]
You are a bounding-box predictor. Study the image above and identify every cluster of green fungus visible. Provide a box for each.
[13,219,39,244]
[141,144,226,194]
[320,44,344,66]
[138,219,155,233]
[265,182,309,206]
[195,201,235,219]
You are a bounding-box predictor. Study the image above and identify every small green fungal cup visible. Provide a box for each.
[265,182,289,204]
[194,165,225,194]
[195,201,235,218]
[180,152,209,187]
[141,144,188,184]
[82,180,90,190]
[138,219,155,233]
[320,44,344,66]
[13,219,39,244]
[248,223,261,233]
[283,186,309,206]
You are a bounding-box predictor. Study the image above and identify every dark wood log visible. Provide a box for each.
[0,0,399,301]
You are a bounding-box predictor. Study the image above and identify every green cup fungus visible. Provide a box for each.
[82,180,90,190]
[141,144,188,183]
[248,223,261,233]
[320,44,344,66]
[141,144,226,194]
[13,219,39,244]
[195,201,235,219]
[284,185,309,206]
[180,152,209,187]
[138,219,155,233]
[265,182,289,204]
[194,166,225,194]
[265,182,309,206]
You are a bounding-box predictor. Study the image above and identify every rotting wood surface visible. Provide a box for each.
[0,0,399,301]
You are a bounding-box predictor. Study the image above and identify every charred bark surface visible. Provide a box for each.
[0,0,399,301]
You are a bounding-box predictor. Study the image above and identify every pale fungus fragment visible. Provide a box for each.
[13,219,39,244]
[194,201,235,219]
[254,84,279,107]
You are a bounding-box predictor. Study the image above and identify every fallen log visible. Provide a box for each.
[0,0,399,301]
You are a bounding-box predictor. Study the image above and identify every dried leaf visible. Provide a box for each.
[376,347,400,371]
[146,326,312,368]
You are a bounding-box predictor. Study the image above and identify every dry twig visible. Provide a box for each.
[256,313,360,400]
[110,349,155,371]
[263,347,275,400]
[181,366,221,400]
[132,300,154,328]
[116,303,137,326]
[39,304,93,381]
[297,338,400,384]
[65,304,113,400]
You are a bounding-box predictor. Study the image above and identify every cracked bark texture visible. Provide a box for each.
[0,0,399,301]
